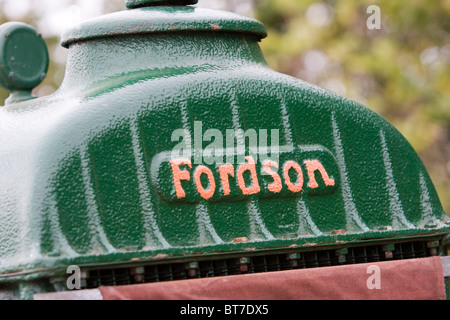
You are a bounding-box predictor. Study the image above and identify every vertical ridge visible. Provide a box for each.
[380,130,415,229]
[180,101,224,244]
[331,113,370,232]
[230,91,275,241]
[130,120,171,249]
[248,200,275,240]
[279,98,295,148]
[80,146,115,252]
[47,193,78,257]
[296,198,322,236]
[419,172,446,227]
[196,203,224,244]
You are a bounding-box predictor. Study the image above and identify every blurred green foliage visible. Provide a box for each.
[254,0,450,214]
[0,0,448,214]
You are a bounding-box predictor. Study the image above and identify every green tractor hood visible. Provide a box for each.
[0,0,448,299]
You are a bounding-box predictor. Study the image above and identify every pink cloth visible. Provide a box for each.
[99,257,446,300]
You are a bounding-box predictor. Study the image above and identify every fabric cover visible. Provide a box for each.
[99,257,446,300]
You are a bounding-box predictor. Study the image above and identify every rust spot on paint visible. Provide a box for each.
[303,243,318,247]
[210,24,221,31]
[232,237,249,243]
[150,253,169,260]
[331,229,347,235]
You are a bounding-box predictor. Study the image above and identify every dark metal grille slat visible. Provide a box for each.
[394,244,403,260]
[99,270,115,287]
[354,247,368,263]
[347,248,356,264]
[81,240,442,290]
[318,251,331,267]
[172,264,188,280]
[304,252,319,268]
[214,260,228,277]
[158,264,173,281]
[413,241,426,258]
[367,246,380,262]
[144,265,159,283]
[225,259,239,275]
[114,268,131,286]
[199,261,215,278]
[267,255,281,271]
[279,255,291,270]
[252,256,268,273]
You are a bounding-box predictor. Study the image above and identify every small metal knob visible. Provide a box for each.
[0,22,49,104]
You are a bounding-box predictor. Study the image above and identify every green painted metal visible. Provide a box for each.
[0,1,448,298]
[60,6,267,48]
[125,0,198,8]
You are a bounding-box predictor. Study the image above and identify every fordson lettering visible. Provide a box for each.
[170,156,335,200]
[152,146,340,203]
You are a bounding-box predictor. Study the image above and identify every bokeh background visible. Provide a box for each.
[0,0,448,214]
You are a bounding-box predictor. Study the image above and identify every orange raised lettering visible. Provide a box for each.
[169,158,192,199]
[304,160,335,188]
[194,165,216,200]
[219,164,235,196]
[283,160,304,193]
[237,156,261,195]
[263,160,282,193]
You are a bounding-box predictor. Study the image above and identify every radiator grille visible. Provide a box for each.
[82,240,439,290]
